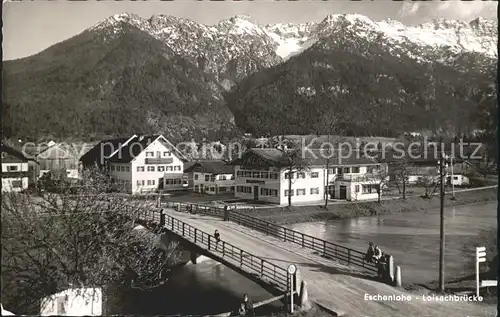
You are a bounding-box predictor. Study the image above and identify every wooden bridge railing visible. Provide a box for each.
[163,201,380,274]
[137,208,289,291]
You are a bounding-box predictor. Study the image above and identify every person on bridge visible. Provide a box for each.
[364,242,375,263]
[373,245,382,262]
[241,294,254,316]
[214,230,221,243]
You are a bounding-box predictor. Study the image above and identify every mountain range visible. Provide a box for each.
[2,13,497,143]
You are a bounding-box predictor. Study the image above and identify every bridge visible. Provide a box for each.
[136,201,495,317]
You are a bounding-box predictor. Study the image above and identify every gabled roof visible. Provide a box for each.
[184,160,234,174]
[80,136,133,166]
[1,143,32,163]
[230,148,379,167]
[80,135,189,166]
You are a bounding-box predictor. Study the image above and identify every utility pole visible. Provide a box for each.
[439,153,445,292]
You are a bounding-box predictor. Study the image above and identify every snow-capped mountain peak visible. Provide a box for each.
[85,12,496,87]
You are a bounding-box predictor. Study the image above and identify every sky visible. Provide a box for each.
[2,0,497,61]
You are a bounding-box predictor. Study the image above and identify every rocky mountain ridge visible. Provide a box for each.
[88,13,497,88]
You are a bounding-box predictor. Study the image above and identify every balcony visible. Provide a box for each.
[145,158,173,165]
[337,173,383,182]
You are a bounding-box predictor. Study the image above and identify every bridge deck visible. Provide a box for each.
[163,209,495,317]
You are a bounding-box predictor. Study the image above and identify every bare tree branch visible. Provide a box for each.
[1,167,180,314]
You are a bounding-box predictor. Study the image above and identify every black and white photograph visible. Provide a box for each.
[1,0,498,316]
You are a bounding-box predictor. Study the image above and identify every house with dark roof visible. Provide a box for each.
[1,143,38,192]
[230,148,386,204]
[184,160,235,194]
[80,135,189,194]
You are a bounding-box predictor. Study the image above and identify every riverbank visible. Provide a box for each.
[405,272,498,305]
[246,187,497,225]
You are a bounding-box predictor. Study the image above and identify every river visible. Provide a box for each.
[123,258,282,316]
[126,201,496,315]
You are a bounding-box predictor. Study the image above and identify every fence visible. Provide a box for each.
[137,208,289,291]
[162,201,380,274]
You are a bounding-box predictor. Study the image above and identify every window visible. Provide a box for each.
[194,174,199,180]
[11,180,22,188]
[362,184,379,194]
[231,186,235,192]
[311,172,319,178]
[285,172,294,179]
[210,175,216,181]
[174,166,181,171]
[147,166,155,172]
[260,188,271,196]
[146,152,154,157]
[297,172,306,179]
[8,165,18,172]
[195,185,199,192]
[352,167,360,173]
[156,151,161,158]
[166,179,173,185]
[270,173,278,179]
[246,186,252,193]
[219,175,227,181]
[137,166,145,172]
[261,172,269,179]
[237,186,243,193]
[284,190,294,196]
[167,166,173,172]
[296,188,306,196]
[270,189,278,197]
[244,171,252,178]
[137,180,144,186]
[147,180,153,185]
[158,166,165,172]
[111,166,115,171]
[237,171,243,177]
[343,167,350,173]
[355,185,360,193]
[205,175,210,182]
[310,187,320,195]
[253,172,260,178]
[125,166,130,172]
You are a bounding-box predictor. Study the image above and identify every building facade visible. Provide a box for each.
[1,144,35,192]
[184,160,235,195]
[231,148,384,205]
[80,135,189,194]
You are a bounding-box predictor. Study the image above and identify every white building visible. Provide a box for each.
[184,160,235,194]
[1,143,35,192]
[40,287,103,316]
[231,148,384,205]
[80,135,189,194]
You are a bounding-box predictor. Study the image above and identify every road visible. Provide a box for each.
[163,208,496,317]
